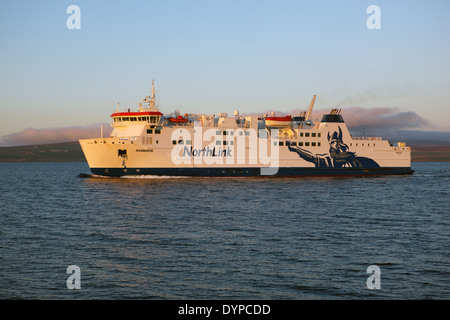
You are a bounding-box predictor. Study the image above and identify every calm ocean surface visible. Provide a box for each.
[0,162,448,300]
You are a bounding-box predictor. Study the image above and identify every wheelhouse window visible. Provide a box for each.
[150,116,160,124]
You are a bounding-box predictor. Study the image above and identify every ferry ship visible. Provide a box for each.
[79,81,414,177]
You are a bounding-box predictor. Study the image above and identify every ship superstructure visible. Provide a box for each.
[79,82,413,177]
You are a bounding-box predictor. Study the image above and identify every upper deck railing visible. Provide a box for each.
[352,136,382,141]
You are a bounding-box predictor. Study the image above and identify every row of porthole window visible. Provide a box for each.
[350,143,376,147]
[275,141,321,147]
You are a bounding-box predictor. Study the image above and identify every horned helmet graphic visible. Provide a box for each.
[327,126,343,143]
[327,126,353,161]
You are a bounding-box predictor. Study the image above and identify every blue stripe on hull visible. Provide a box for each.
[90,167,414,177]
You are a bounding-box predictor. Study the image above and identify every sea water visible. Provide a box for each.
[0,162,448,299]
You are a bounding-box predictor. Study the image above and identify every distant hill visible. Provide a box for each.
[0,142,86,162]
[0,141,449,162]
[410,145,450,162]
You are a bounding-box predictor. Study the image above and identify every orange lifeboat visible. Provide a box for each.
[265,115,293,128]
[169,115,189,123]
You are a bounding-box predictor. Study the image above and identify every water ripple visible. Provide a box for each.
[0,162,449,299]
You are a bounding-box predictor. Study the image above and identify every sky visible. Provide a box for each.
[1,0,449,145]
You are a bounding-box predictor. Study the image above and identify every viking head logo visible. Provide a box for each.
[287,125,380,168]
[327,126,355,164]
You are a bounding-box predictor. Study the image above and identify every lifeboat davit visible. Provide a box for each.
[169,115,189,123]
[265,115,293,128]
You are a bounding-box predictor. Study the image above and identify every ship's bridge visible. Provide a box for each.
[111,111,162,127]
[111,79,163,127]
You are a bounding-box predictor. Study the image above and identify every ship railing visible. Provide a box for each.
[392,146,410,151]
[352,136,382,140]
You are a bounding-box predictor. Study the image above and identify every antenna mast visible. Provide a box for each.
[150,80,156,109]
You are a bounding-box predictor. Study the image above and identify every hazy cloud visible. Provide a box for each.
[336,107,429,130]
[0,123,110,146]
[244,106,429,131]
[242,106,439,144]
[0,107,442,146]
